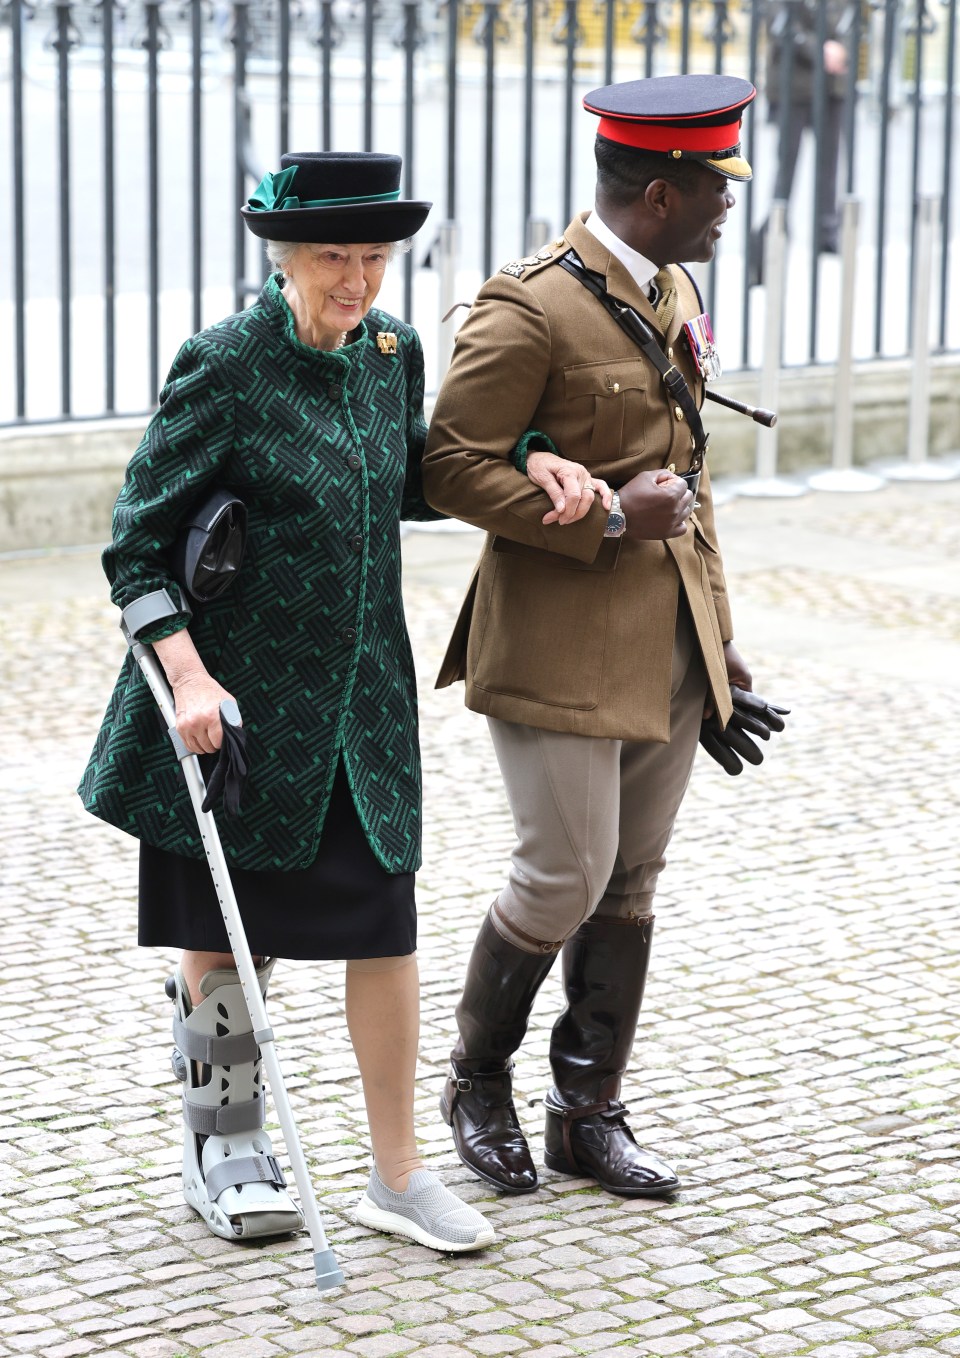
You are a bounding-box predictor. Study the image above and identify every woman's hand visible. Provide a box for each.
[153,629,237,754]
[171,672,236,754]
[525,450,612,526]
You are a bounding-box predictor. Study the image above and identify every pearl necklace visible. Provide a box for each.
[334,331,347,350]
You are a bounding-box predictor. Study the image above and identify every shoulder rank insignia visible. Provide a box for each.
[376,332,398,354]
[500,261,527,278]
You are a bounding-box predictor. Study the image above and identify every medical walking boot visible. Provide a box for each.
[167,959,304,1240]
[544,915,680,1197]
[440,906,559,1194]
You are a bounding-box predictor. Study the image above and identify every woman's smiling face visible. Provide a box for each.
[283,242,391,347]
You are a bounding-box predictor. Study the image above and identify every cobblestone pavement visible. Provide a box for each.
[1,481,959,1358]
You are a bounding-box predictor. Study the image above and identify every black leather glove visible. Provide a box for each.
[200,704,249,816]
[699,686,790,776]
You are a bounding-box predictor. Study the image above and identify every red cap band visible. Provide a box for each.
[597,116,742,155]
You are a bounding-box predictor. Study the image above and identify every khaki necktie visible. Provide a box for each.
[651,266,677,334]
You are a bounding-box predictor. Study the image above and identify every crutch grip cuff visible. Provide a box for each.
[120,588,192,644]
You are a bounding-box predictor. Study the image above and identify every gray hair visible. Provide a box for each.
[266,238,412,269]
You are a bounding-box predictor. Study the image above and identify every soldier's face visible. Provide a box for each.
[667,171,735,263]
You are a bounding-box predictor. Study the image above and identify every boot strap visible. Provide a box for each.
[449,1063,515,1113]
[493,898,564,954]
[182,1090,265,1135]
[173,1016,260,1066]
[544,1094,625,1122]
[544,1095,630,1167]
[203,1153,286,1204]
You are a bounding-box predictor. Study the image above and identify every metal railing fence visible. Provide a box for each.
[1,0,959,425]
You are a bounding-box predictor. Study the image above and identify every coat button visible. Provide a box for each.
[341,627,357,644]
[350,534,364,554]
[328,382,342,400]
[346,453,362,470]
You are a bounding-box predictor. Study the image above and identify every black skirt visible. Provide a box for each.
[138,758,416,960]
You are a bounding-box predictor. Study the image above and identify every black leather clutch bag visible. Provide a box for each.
[170,488,247,603]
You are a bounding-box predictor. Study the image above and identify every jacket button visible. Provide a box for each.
[346,453,362,470]
[328,382,342,400]
[341,627,357,644]
[350,534,364,554]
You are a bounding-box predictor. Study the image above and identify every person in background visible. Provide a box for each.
[750,0,852,283]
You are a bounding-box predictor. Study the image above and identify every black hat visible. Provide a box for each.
[584,74,756,182]
[240,151,432,243]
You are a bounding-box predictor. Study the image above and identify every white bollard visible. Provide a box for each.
[435,219,460,386]
[738,201,806,498]
[809,196,885,492]
[887,194,959,481]
[525,216,551,253]
[409,218,478,535]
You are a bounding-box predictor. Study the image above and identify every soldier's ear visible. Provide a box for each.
[644,177,673,219]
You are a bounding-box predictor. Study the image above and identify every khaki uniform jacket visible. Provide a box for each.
[421,212,735,743]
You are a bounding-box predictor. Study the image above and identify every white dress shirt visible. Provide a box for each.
[583,208,659,300]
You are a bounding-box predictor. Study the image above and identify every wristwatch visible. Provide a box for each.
[604,490,626,538]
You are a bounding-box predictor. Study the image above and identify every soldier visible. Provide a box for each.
[422,75,759,1197]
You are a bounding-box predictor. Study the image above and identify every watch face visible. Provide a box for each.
[604,512,626,538]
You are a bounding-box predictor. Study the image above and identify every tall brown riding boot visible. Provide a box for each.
[544,914,680,1197]
[440,907,559,1194]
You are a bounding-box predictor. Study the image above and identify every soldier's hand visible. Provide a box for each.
[618,469,694,539]
[699,686,791,776]
[525,450,613,525]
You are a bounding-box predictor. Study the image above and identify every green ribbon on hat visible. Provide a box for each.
[247,166,402,213]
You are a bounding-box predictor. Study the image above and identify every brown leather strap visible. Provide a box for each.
[547,1096,629,1164]
[585,912,655,943]
[449,1063,515,1115]
[493,898,564,954]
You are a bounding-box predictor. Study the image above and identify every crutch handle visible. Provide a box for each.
[220,697,242,727]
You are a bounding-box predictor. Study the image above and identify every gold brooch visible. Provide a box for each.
[376,332,398,354]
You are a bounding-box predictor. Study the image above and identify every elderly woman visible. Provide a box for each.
[79,151,516,1253]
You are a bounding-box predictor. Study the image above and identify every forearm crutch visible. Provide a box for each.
[123,620,344,1292]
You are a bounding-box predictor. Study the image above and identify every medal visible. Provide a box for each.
[683,312,721,381]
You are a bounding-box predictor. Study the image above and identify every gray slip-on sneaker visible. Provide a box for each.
[354,1167,495,1252]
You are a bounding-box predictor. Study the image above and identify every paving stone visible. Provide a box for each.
[3,485,960,1355]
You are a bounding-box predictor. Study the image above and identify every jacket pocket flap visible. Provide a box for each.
[564,359,647,401]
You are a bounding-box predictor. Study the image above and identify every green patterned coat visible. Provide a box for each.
[78,275,441,874]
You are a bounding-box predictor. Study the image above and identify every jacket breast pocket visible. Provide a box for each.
[564,358,648,463]
[471,542,618,710]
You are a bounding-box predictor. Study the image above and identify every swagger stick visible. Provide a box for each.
[127,635,344,1293]
[704,389,778,427]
